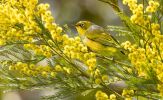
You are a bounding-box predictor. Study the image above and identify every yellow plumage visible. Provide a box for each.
[75,21,123,57]
[83,37,117,53]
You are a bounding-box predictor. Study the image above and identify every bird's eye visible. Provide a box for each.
[79,24,84,27]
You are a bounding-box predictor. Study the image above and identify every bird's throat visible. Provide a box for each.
[77,27,86,36]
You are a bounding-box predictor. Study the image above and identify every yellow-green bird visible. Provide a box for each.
[75,21,124,57]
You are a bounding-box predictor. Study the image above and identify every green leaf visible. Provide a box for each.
[81,89,95,96]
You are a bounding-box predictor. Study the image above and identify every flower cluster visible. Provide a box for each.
[109,94,116,100]
[94,74,109,85]
[24,44,53,58]
[7,61,73,78]
[123,0,159,26]
[146,1,160,13]
[122,0,163,96]
[0,0,41,44]
[0,0,64,58]
[122,89,134,100]
[123,0,144,25]
[95,90,109,100]
[62,35,97,72]
[95,90,116,100]
[8,62,57,78]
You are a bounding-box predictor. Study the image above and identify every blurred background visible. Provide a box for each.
[42,0,124,26]
[2,0,126,100]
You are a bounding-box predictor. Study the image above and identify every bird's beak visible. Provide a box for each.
[75,23,79,27]
[70,24,78,28]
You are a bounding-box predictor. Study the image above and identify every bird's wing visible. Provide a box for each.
[85,25,120,47]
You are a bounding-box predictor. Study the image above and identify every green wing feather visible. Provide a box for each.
[85,25,120,47]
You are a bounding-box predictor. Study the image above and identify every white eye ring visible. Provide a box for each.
[80,24,84,27]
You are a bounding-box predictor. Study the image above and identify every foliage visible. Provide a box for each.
[0,0,163,100]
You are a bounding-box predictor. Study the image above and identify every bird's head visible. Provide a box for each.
[75,21,92,36]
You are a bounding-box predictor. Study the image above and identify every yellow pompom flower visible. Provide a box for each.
[109,94,116,100]
[95,78,102,84]
[95,90,109,100]
[102,75,109,82]
[55,65,63,72]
